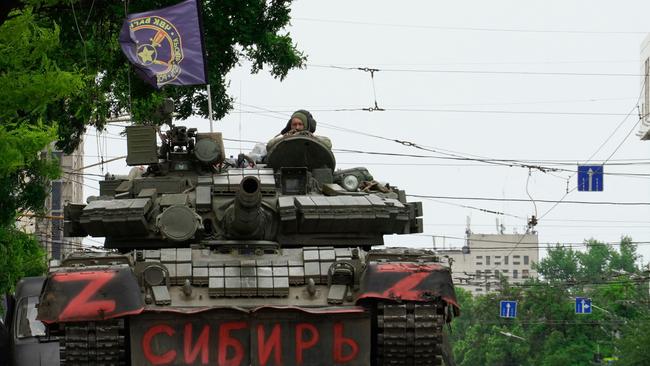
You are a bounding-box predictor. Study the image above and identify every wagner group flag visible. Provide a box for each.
[119,0,208,88]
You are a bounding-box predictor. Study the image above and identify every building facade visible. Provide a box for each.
[34,143,84,260]
[439,233,539,294]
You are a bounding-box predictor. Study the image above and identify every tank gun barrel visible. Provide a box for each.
[226,176,266,238]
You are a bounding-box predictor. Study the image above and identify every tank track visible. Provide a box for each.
[376,301,447,366]
[59,320,126,366]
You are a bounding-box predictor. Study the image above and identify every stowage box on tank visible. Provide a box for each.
[30,123,459,366]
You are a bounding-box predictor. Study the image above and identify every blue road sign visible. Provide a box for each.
[577,165,604,192]
[575,297,592,314]
[500,300,517,318]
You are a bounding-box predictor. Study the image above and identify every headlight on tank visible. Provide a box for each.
[194,137,222,164]
[143,264,167,287]
[342,174,360,191]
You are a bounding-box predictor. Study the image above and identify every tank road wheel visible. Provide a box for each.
[375,301,447,366]
[60,320,126,366]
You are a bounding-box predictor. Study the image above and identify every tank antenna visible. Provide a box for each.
[207,84,214,132]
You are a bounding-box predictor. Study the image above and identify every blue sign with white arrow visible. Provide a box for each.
[500,300,517,318]
[575,297,592,314]
[577,165,604,192]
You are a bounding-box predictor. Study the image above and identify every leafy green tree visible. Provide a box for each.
[452,239,646,365]
[0,8,77,295]
[536,238,641,284]
[8,0,306,152]
[616,314,650,365]
[534,244,579,282]
[0,227,47,298]
[609,236,638,274]
[578,240,613,283]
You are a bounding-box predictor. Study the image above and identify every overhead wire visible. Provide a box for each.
[538,78,648,221]
[239,106,631,117]
[292,17,650,35]
[236,103,649,179]
[404,234,650,248]
[409,194,650,206]
[308,64,644,78]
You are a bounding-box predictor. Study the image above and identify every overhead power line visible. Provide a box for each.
[293,17,649,35]
[409,194,650,206]
[236,103,650,180]
[241,107,630,117]
[538,79,647,221]
[420,233,650,246]
[307,60,638,67]
[232,97,638,110]
[308,64,644,78]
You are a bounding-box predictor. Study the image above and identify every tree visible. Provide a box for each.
[452,238,646,365]
[534,244,579,282]
[13,0,306,152]
[616,315,650,365]
[0,227,47,299]
[536,238,641,284]
[0,8,79,295]
[609,236,638,274]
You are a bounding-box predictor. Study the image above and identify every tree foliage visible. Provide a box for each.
[14,0,306,152]
[0,227,47,296]
[0,8,76,295]
[535,237,639,283]
[452,238,649,366]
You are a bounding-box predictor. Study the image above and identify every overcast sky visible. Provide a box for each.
[81,0,650,265]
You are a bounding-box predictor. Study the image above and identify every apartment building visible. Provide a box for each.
[438,233,539,294]
[34,143,84,260]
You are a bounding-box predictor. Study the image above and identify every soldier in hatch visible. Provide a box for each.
[280,110,316,134]
[266,110,331,151]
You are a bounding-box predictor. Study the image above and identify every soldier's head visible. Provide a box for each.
[290,111,308,131]
[281,110,317,135]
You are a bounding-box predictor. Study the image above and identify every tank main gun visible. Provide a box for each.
[224,176,274,239]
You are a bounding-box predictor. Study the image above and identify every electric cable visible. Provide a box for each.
[293,17,649,35]
[308,64,644,78]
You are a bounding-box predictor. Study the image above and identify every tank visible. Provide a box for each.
[34,120,459,366]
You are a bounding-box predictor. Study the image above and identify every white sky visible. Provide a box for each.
[81,0,650,265]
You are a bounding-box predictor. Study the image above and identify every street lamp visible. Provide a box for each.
[499,331,525,341]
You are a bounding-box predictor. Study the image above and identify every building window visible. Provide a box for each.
[513,255,520,259]
[476,270,481,275]
[494,269,500,277]
[475,288,483,292]
[504,256,508,265]
[495,256,501,259]
[513,269,518,279]
[524,256,529,265]
[476,256,483,259]
[476,262,483,266]
[51,181,63,210]
[523,269,529,279]
[486,256,491,265]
